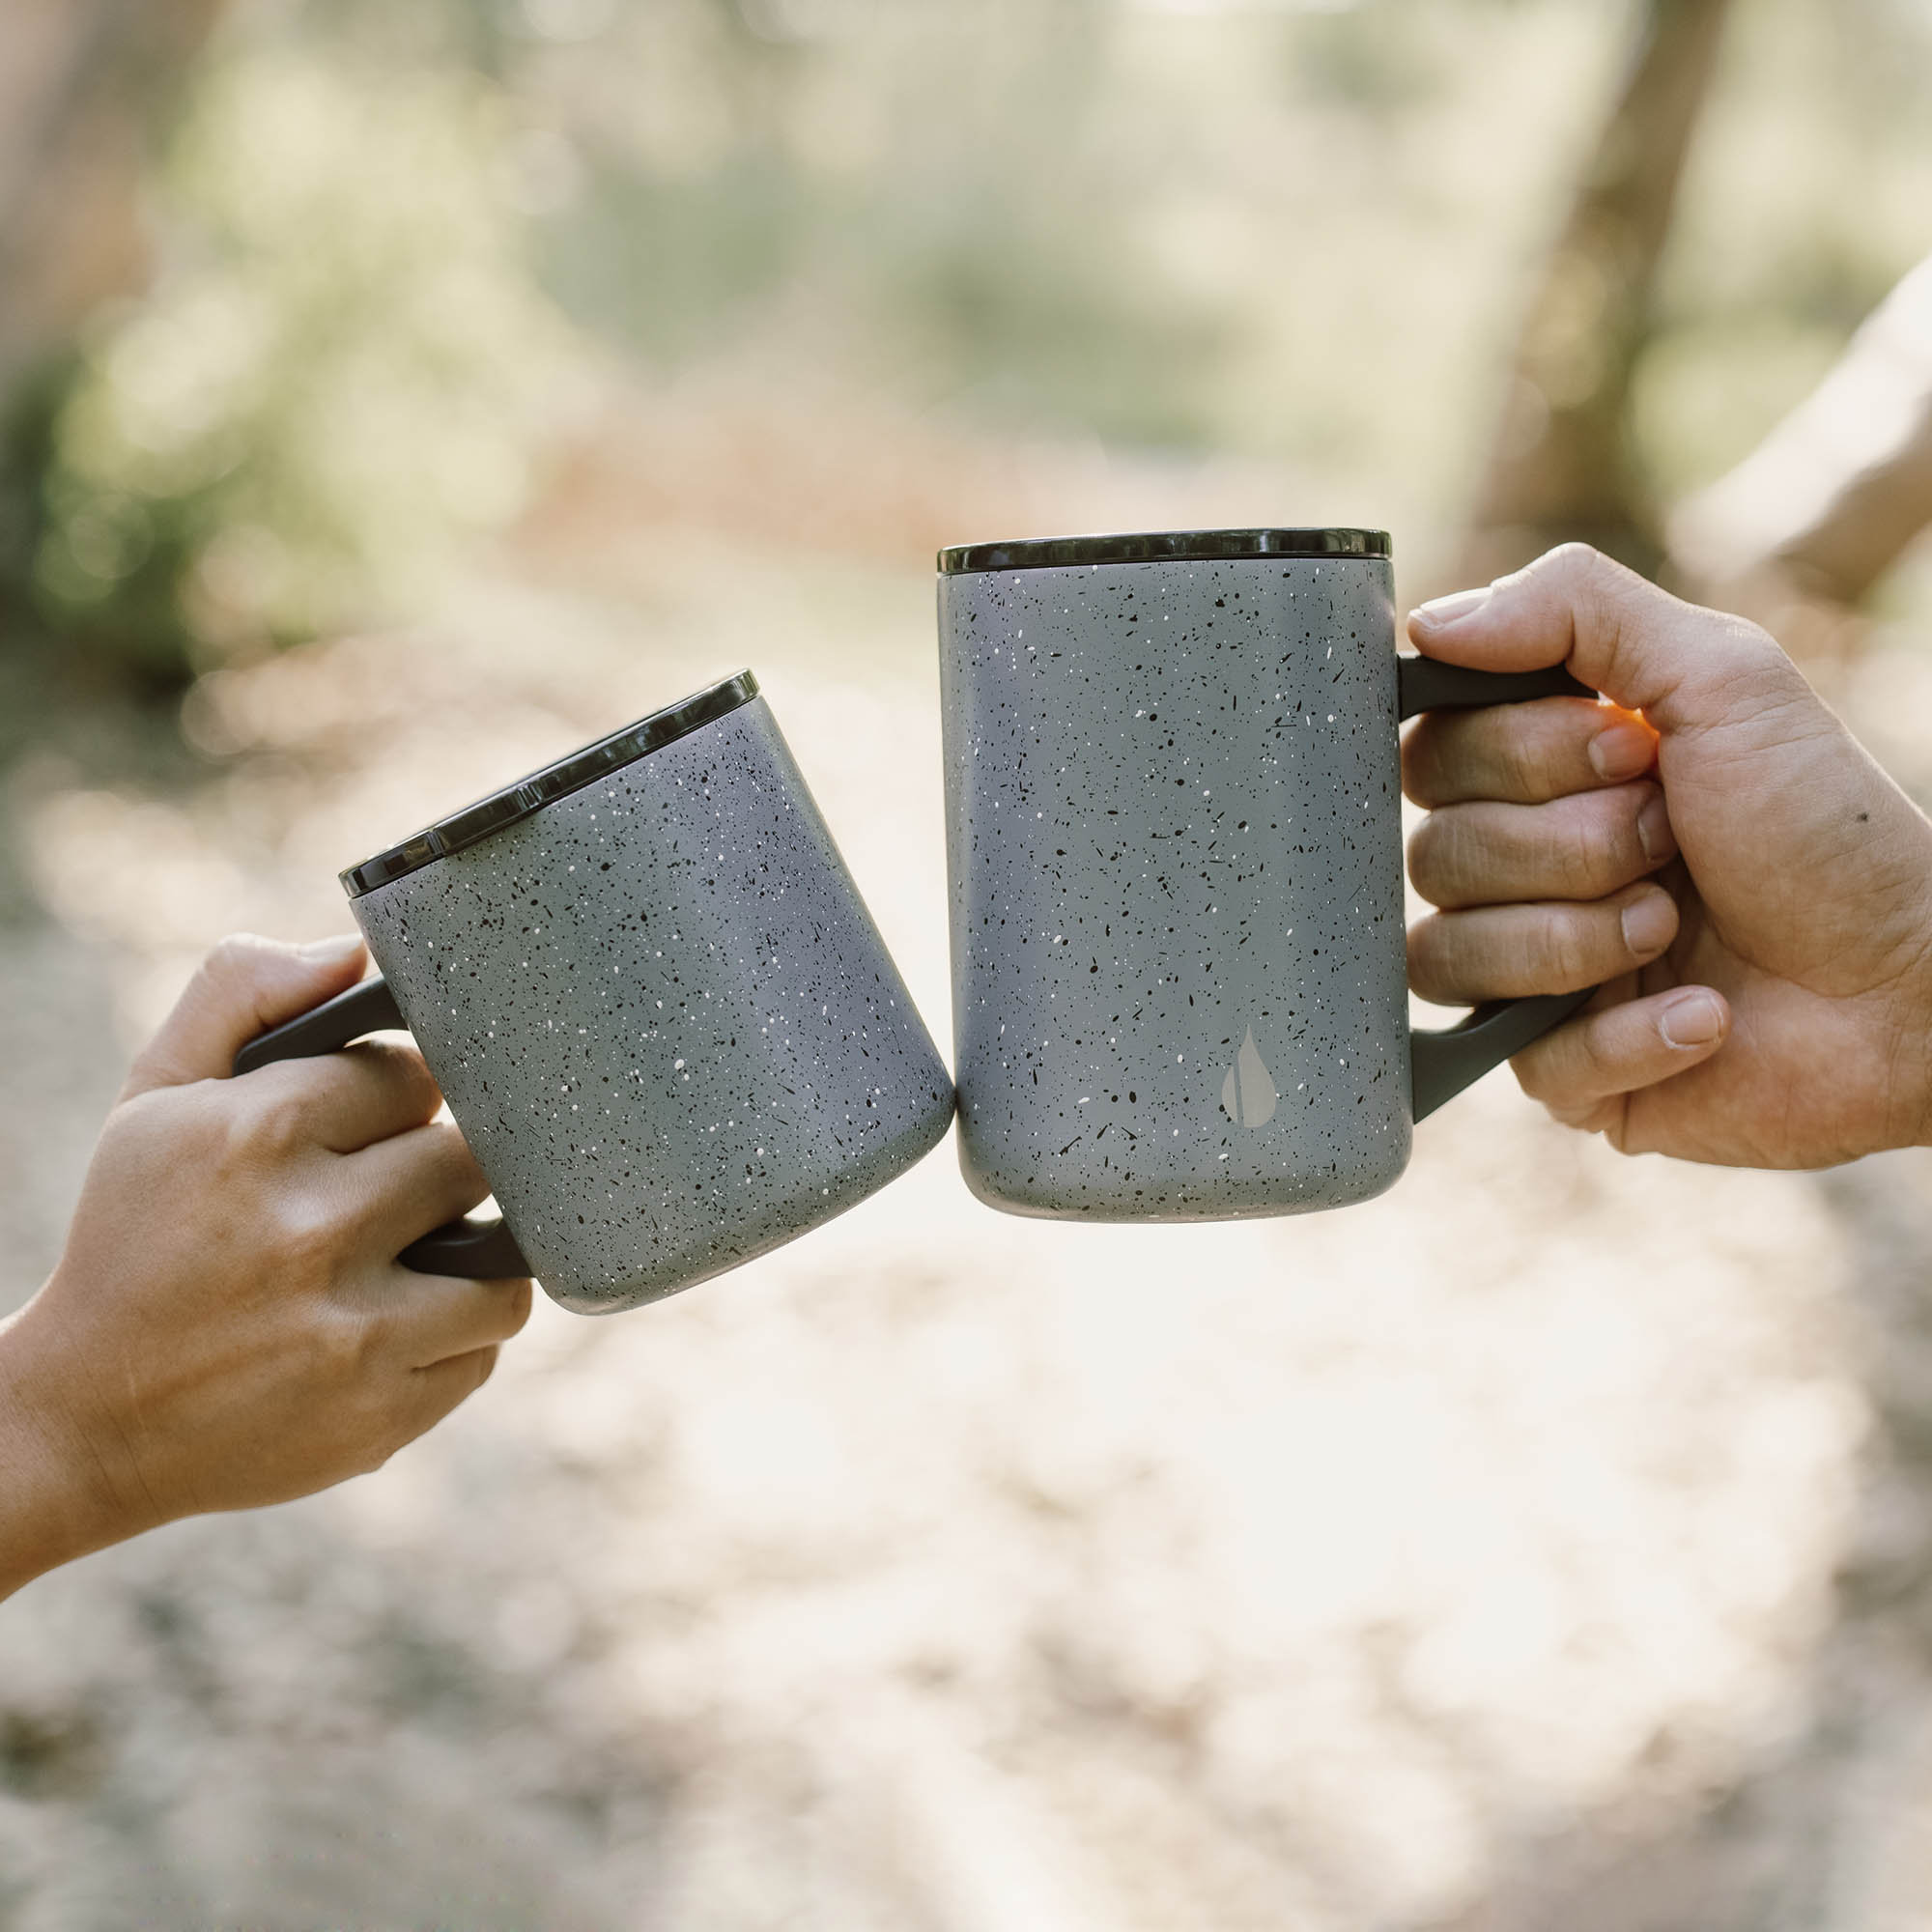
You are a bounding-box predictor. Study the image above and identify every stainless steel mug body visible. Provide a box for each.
[938,530,1588,1222]
[241,673,955,1312]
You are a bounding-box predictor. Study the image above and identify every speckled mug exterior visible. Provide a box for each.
[941,551,1410,1219]
[351,694,954,1312]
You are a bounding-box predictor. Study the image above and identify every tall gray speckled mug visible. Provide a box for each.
[938,528,1595,1222]
[235,672,955,1313]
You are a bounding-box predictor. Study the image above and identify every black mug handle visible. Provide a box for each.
[233,977,532,1279]
[1397,655,1603,1122]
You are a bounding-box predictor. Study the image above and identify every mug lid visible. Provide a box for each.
[340,668,759,898]
[937,527,1391,576]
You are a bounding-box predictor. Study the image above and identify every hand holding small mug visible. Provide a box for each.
[1404,543,1932,1167]
[0,935,530,1602]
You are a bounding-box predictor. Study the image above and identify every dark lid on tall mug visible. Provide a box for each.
[937,528,1392,576]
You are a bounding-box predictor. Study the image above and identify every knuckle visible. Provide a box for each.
[241,1076,314,1155]
[1554,543,1646,646]
[204,932,263,977]
[1708,607,1780,660]
[178,1083,280,1184]
[270,1192,352,1284]
[298,1301,379,1388]
[1532,908,1596,990]
[199,932,274,1002]
[1557,838,1612,903]
[1405,817,1448,898]
[354,1040,441,1120]
[1545,540,1601,573]
[1575,1017,1620,1086]
[1524,541,1610,606]
[1546,794,1628,897]
[1520,811,1577,897]
[1406,916,1448,996]
[427,1121,489,1199]
[1494,724,1547,802]
[1544,540,1614,591]
[1400,724,1444,806]
[1709,612,1809,699]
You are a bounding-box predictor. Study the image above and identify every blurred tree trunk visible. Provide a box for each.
[0,0,235,391]
[0,0,228,390]
[0,0,229,654]
[1459,0,1736,588]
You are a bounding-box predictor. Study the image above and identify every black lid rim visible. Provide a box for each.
[340,669,760,899]
[937,527,1392,576]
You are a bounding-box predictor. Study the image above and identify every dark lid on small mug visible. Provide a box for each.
[340,668,759,898]
[937,527,1391,576]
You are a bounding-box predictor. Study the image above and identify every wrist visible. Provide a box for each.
[0,1296,144,1600]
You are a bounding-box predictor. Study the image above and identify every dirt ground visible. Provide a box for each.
[9,526,1932,1929]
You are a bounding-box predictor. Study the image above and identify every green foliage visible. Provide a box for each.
[22,47,563,675]
[12,0,1932,684]
[517,0,1240,446]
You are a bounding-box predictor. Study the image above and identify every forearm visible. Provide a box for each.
[0,1304,131,1602]
[1670,256,1932,604]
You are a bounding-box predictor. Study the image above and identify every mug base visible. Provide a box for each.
[543,1090,957,1314]
[955,1136,1409,1224]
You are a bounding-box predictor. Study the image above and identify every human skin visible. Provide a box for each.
[1402,543,1932,1167]
[0,934,531,1601]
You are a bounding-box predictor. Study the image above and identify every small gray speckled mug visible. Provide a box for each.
[938,528,1595,1222]
[235,672,955,1313]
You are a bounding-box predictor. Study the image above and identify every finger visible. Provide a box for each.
[1512,986,1731,1114]
[1407,881,1679,1004]
[1406,781,1677,910]
[379,1273,532,1368]
[126,933,367,1098]
[338,1119,493,1257]
[239,1041,443,1154]
[1406,543,1804,734]
[1402,696,1654,807]
[404,1346,502,1435]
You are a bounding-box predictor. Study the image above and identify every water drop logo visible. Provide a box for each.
[1220,1027,1278,1129]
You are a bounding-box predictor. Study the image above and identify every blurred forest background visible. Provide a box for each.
[6,1,1932,1927]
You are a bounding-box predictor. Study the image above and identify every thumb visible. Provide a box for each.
[1406,542,1804,735]
[123,933,367,1097]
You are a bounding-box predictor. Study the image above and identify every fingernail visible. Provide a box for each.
[298,933,364,965]
[1590,724,1653,781]
[1621,892,1675,956]
[1412,585,1492,628]
[1661,989,1724,1048]
[1636,792,1675,864]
